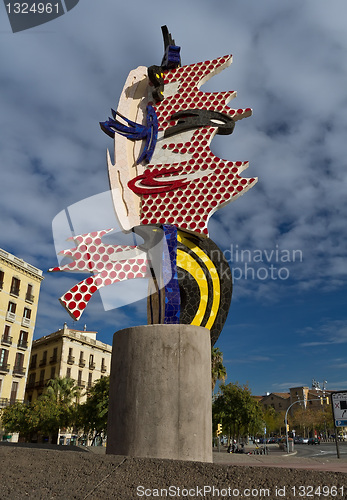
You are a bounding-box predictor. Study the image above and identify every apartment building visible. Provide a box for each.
[25,324,112,404]
[25,324,112,445]
[0,247,43,439]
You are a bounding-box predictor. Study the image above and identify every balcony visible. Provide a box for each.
[6,311,16,323]
[10,287,20,297]
[101,364,107,373]
[0,398,24,408]
[35,379,46,388]
[79,359,86,368]
[25,294,34,303]
[17,339,28,350]
[1,335,12,346]
[39,358,47,367]
[29,361,37,369]
[13,366,26,376]
[26,381,36,390]
[67,355,75,365]
[0,363,10,374]
[49,355,58,364]
[89,362,96,370]
[21,317,31,328]
[77,380,86,388]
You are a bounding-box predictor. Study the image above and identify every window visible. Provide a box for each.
[0,378,2,395]
[78,370,82,385]
[40,350,47,366]
[2,325,12,345]
[50,366,56,379]
[89,354,95,369]
[28,372,36,389]
[50,347,58,363]
[23,308,31,319]
[88,372,93,388]
[67,348,74,364]
[101,357,107,372]
[0,348,9,369]
[25,284,34,302]
[10,277,20,296]
[0,270,4,289]
[39,369,45,383]
[7,302,16,313]
[13,352,25,374]
[18,330,28,349]
[6,302,17,322]
[66,367,71,378]
[10,381,18,404]
[30,353,37,369]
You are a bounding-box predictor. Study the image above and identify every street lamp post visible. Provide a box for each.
[285,398,322,454]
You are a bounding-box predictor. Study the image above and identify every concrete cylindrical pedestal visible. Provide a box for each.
[106,324,212,462]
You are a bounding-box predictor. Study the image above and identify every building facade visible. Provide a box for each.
[0,247,43,440]
[25,324,112,404]
[260,392,291,413]
[25,324,112,445]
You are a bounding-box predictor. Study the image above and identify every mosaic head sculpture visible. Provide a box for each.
[50,26,257,346]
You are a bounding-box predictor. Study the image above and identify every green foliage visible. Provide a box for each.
[1,402,32,439]
[43,376,81,430]
[211,347,227,393]
[213,381,264,440]
[77,376,109,443]
[263,406,285,435]
[0,376,81,442]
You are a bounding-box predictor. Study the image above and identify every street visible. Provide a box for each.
[294,441,347,459]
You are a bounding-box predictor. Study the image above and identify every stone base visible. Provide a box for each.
[106,324,212,462]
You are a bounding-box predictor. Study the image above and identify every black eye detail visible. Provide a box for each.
[148,65,165,102]
[164,109,235,138]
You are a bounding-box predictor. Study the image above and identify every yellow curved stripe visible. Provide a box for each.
[177,249,208,325]
[177,232,220,330]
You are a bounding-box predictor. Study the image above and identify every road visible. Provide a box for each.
[294,441,347,459]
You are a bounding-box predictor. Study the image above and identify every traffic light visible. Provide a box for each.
[286,424,289,432]
[217,423,222,436]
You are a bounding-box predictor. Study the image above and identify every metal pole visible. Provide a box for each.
[285,398,322,454]
[334,426,341,459]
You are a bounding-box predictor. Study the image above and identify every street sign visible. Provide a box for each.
[336,420,347,427]
[331,391,347,426]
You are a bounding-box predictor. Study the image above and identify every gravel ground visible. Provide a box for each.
[0,444,346,499]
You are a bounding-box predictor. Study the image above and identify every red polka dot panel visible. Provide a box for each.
[129,55,256,236]
[49,228,149,320]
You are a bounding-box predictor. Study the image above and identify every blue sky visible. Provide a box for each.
[1,0,346,396]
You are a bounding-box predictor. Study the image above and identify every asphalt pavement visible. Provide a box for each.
[212,444,347,473]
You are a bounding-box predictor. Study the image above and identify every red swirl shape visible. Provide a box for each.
[128,166,191,195]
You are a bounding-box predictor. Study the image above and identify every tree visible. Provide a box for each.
[263,407,285,436]
[43,376,81,430]
[211,347,227,393]
[1,402,33,441]
[0,398,61,442]
[77,376,110,445]
[1,376,81,443]
[213,382,263,442]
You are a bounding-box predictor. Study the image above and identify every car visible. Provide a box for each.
[294,437,303,444]
[308,437,320,445]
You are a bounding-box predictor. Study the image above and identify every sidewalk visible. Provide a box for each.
[213,444,347,473]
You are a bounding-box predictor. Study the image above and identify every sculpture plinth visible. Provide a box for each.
[106,324,212,462]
